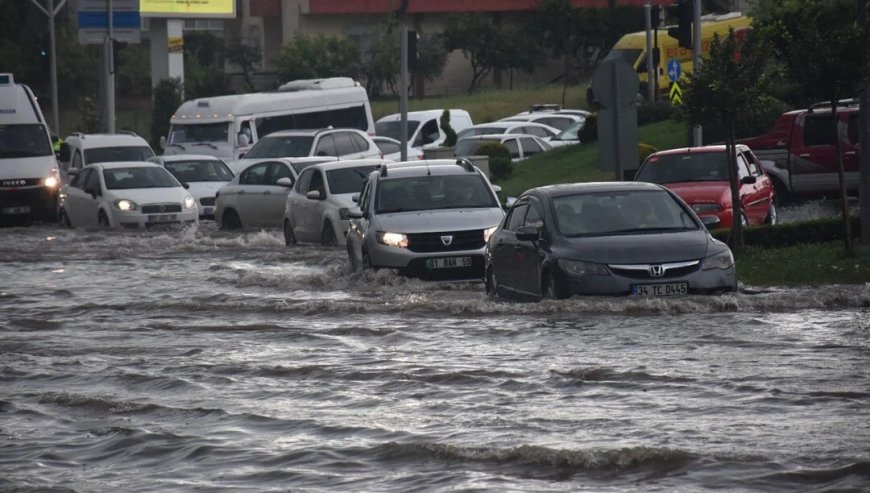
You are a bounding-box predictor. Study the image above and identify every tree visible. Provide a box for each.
[225,39,261,92]
[359,20,401,97]
[441,13,503,93]
[274,34,361,84]
[530,0,580,105]
[756,0,870,254]
[677,30,776,249]
[150,78,183,148]
[412,33,449,97]
[184,32,226,99]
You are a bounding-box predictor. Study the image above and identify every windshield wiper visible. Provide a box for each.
[166,143,187,150]
[609,227,695,234]
[192,142,218,150]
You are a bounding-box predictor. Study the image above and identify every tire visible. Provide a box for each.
[59,208,72,228]
[764,202,777,225]
[283,220,296,246]
[542,271,563,300]
[772,178,792,207]
[321,220,337,247]
[220,209,241,231]
[485,268,500,298]
[97,210,111,228]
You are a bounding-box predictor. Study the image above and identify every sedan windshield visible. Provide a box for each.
[164,159,234,182]
[244,136,314,159]
[376,174,497,213]
[375,120,421,141]
[636,152,729,184]
[327,166,379,195]
[102,167,180,190]
[553,190,698,236]
[0,124,53,158]
[85,146,155,164]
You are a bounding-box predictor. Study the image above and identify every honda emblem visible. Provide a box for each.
[649,264,665,278]
[441,235,453,246]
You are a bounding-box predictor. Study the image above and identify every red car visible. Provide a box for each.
[634,145,776,229]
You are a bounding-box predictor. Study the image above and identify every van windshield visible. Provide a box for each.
[603,48,642,66]
[244,135,314,159]
[168,122,230,145]
[0,124,53,158]
[375,120,421,141]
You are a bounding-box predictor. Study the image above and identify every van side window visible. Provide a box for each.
[255,114,295,139]
[315,135,337,156]
[803,114,837,146]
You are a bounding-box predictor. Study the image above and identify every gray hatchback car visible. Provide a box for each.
[345,159,505,280]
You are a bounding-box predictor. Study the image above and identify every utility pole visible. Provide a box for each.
[27,0,68,137]
[399,27,409,161]
[691,0,702,146]
[644,3,655,103]
[106,0,116,133]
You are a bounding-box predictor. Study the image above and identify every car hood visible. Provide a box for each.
[559,229,713,264]
[105,187,190,205]
[163,143,233,160]
[332,193,359,209]
[663,182,729,204]
[184,182,227,199]
[374,208,504,233]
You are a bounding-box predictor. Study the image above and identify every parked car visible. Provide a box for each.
[151,154,234,219]
[455,121,561,142]
[283,159,390,246]
[738,99,860,203]
[547,121,583,147]
[634,145,776,229]
[454,134,552,162]
[375,109,473,150]
[230,128,380,174]
[485,182,737,299]
[499,113,585,132]
[215,157,334,230]
[60,132,155,175]
[57,161,198,229]
[512,104,591,119]
[345,159,505,280]
[372,136,423,161]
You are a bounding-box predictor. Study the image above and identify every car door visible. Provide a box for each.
[290,168,315,241]
[741,150,773,224]
[64,168,96,227]
[501,138,521,162]
[518,136,546,161]
[234,161,271,227]
[513,198,546,294]
[258,161,296,227]
[79,167,102,227]
[348,177,373,260]
[490,201,528,292]
[303,169,329,238]
[736,154,765,224]
[791,112,838,193]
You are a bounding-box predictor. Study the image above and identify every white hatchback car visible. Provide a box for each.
[283,158,390,246]
[455,121,561,142]
[230,128,381,174]
[57,161,198,229]
[151,154,234,219]
[215,157,335,230]
[454,134,553,162]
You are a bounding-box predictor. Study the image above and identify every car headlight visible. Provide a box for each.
[43,175,59,188]
[113,199,138,211]
[184,195,197,210]
[483,225,498,242]
[376,231,408,248]
[557,258,610,277]
[692,203,723,213]
[703,249,734,270]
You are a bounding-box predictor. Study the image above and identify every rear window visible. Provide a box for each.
[376,174,497,213]
[636,152,728,184]
[244,135,314,159]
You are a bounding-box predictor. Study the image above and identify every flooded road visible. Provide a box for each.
[2,223,869,492]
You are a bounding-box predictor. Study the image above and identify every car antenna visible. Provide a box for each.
[426,159,431,176]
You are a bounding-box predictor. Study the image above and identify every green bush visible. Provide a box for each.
[578,112,597,143]
[150,78,183,149]
[440,109,457,147]
[474,141,513,182]
[637,100,675,126]
[703,96,793,144]
[638,142,657,165]
[710,217,860,248]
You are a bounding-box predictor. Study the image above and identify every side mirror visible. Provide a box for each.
[237,133,250,147]
[182,182,190,189]
[740,175,757,185]
[491,185,502,194]
[505,196,517,208]
[59,143,71,163]
[276,177,294,187]
[347,209,364,220]
[700,215,720,230]
[306,190,322,200]
[159,136,167,150]
[351,193,360,203]
[515,225,540,243]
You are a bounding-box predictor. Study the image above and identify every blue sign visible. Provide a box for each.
[667,59,682,82]
[78,11,141,29]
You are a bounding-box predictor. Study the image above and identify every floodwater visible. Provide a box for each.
[1,222,869,492]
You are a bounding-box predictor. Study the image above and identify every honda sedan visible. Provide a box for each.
[484,182,737,299]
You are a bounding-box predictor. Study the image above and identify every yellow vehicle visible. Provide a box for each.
[600,12,752,97]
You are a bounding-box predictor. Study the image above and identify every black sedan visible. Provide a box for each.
[484,182,737,299]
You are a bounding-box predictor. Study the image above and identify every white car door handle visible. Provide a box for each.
[263,190,272,195]
[845,151,857,156]
[799,153,810,158]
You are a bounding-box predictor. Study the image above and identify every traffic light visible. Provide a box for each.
[668,0,693,49]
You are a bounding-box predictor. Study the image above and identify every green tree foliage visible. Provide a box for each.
[183,32,226,99]
[413,33,449,89]
[677,30,775,248]
[225,39,262,92]
[360,20,401,97]
[274,34,361,84]
[150,78,183,148]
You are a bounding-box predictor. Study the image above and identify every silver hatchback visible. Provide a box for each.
[346,159,505,280]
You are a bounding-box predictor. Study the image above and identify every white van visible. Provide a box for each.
[0,74,60,223]
[162,78,375,161]
[375,109,473,150]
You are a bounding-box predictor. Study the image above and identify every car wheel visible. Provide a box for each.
[97,210,111,228]
[283,220,297,246]
[485,268,500,298]
[59,208,72,228]
[764,202,777,225]
[771,178,792,207]
[221,209,241,231]
[321,221,337,247]
[542,271,563,300]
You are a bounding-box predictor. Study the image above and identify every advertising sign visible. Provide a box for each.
[140,0,236,18]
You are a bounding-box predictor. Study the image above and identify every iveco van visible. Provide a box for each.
[0,74,60,224]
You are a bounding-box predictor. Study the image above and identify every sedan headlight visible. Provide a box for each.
[692,203,723,213]
[184,195,197,210]
[376,231,408,248]
[483,225,498,242]
[702,249,735,270]
[113,199,138,211]
[558,258,610,277]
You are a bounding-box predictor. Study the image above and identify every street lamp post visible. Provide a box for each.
[27,0,68,137]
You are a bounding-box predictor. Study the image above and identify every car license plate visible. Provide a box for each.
[631,282,688,296]
[2,205,30,215]
[426,257,472,269]
[147,213,177,223]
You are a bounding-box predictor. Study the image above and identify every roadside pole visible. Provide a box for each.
[691,0,702,146]
[399,27,409,162]
[644,3,655,103]
[27,0,68,137]
[859,0,870,241]
[106,0,115,133]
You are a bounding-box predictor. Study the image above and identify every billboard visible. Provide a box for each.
[140,0,236,18]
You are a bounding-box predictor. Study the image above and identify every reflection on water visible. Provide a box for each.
[1,223,869,492]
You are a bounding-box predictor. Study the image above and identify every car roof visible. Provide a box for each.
[89,160,163,170]
[65,133,150,148]
[157,154,223,162]
[261,128,360,138]
[376,109,470,122]
[379,159,482,179]
[528,181,665,197]
[649,144,748,158]
[310,158,391,172]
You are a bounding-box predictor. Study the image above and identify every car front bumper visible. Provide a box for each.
[111,208,199,229]
[367,240,486,280]
[560,266,737,296]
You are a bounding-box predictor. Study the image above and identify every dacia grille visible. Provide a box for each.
[141,203,182,214]
[406,229,485,253]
